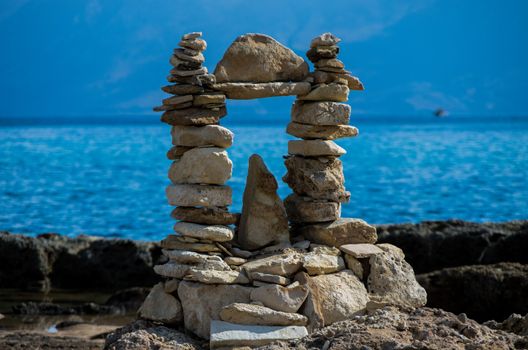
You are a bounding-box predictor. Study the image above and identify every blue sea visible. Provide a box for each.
[1,117,527,241]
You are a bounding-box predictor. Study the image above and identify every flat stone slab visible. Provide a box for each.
[210,320,308,348]
[211,82,311,99]
[295,218,377,247]
[219,303,308,326]
[288,140,346,157]
[340,243,384,258]
[166,184,232,207]
[173,222,234,242]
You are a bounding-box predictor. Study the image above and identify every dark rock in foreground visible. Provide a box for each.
[417,262,528,322]
[377,220,528,274]
[103,307,527,350]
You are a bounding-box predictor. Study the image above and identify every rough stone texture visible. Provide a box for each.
[138,283,182,324]
[486,313,528,336]
[177,281,252,339]
[296,218,377,247]
[212,82,311,99]
[173,222,233,242]
[343,254,364,279]
[210,320,308,349]
[293,272,325,331]
[171,125,233,148]
[376,220,528,274]
[166,145,192,160]
[284,194,340,223]
[154,262,190,279]
[219,303,308,326]
[298,83,349,102]
[306,270,369,326]
[287,122,358,140]
[302,252,345,275]
[160,237,221,253]
[368,249,427,308]
[417,263,528,322]
[238,154,290,250]
[291,101,350,126]
[283,156,349,202]
[166,184,232,207]
[168,148,232,185]
[224,257,246,266]
[184,269,250,284]
[161,107,226,126]
[310,33,341,47]
[214,33,308,83]
[104,320,202,350]
[259,307,525,350]
[340,243,383,258]
[170,206,239,225]
[288,140,345,157]
[251,272,290,286]
[162,84,204,95]
[250,284,309,313]
[242,251,302,277]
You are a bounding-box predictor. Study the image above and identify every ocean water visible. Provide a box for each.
[0,118,527,241]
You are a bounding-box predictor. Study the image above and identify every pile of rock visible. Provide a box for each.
[141,32,426,349]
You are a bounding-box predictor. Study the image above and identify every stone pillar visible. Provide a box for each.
[284,33,376,246]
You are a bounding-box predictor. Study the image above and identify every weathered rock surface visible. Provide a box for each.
[340,243,383,258]
[162,249,226,265]
[291,101,350,126]
[250,284,309,313]
[302,270,369,326]
[296,218,377,247]
[161,107,226,126]
[298,83,349,102]
[311,32,341,47]
[302,252,345,275]
[284,194,340,223]
[214,33,308,83]
[242,251,302,277]
[168,147,232,185]
[171,125,233,148]
[238,154,290,250]
[251,272,291,286]
[166,184,232,207]
[178,281,252,339]
[418,263,528,322]
[160,237,221,253]
[184,269,250,284]
[377,220,528,274]
[212,82,311,99]
[486,312,528,336]
[368,249,427,308]
[219,303,308,326]
[166,145,192,160]
[138,282,182,324]
[283,156,349,202]
[162,83,204,95]
[286,122,358,140]
[288,140,346,157]
[171,206,239,225]
[210,320,308,349]
[173,222,233,242]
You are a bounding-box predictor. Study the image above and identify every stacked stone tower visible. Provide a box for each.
[283,33,376,247]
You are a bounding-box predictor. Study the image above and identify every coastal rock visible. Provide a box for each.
[214,33,308,83]
[284,194,340,223]
[283,156,349,202]
[193,93,226,107]
[238,154,290,250]
[138,283,182,324]
[417,262,528,322]
[166,145,192,160]
[184,269,250,284]
[242,251,302,277]
[312,71,364,90]
[306,45,339,62]
[296,218,377,247]
[166,184,232,207]
[179,38,207,51]
[368,249,427,308]
[305,270,369,326]
[310,245,341,256]
[224,257,246,266]
[250,284,309,313]
[171,125,233,148]
[173,222,233,242]
[161,107,226,126]
[219,303,308,326]
[343,255,364,279]
[178,281,252,339]
[160,237,221,253]
[251,272,291,286]
[298,83,349,102]
[163,279,179,293]
[293,272,324,331]
[171,206,239,225]
[168,147,232,185]
[162,84,204,95]
[212,82,311,99]
[288,140,346,157]
[302,252,345,275]
[286,122,358,140]
[340,243,384,258]
[153,262,190,279]
[162,249,225,265]
[310,33,341,48]
[210,320,308,349]
[173,48,205,64]
[314,58,344,70]
[291,101,350,126]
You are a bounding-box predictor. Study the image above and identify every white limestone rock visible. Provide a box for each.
[173,222,234,242]
[171,125,234,148]
[166,184,232,207]
[219,303,308,326]
[288,140,346,157]
[138,282,182,324]
[168,147,232,185]
[250,284,309,313]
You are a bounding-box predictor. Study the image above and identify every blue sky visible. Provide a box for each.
[0,0,527,120]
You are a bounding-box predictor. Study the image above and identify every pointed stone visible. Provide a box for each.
[238,154,290,250]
